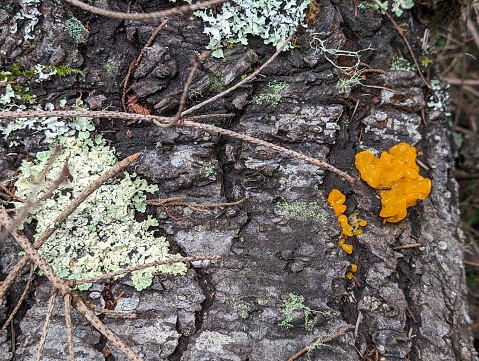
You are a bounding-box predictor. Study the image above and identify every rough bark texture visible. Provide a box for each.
[0,0,477,360]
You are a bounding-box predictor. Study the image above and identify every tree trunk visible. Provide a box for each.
[0,0,476,360]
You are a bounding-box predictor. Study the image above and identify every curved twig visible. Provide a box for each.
[63,0,226,20]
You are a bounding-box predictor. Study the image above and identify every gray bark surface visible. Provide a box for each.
[0,0,476,360]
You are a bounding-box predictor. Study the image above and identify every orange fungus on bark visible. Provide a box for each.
[355,142,432,223]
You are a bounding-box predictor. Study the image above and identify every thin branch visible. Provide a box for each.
[63,0,226,20]
[72,255,222,285]
[287,324,355,361]
[146,197,244,211]
[464,260,479,267]
[377,3,432,89]
[64,294,77,361]
[0,182,26,203]
[1,263,35,330]
[0,146,62,244]
[0,110,355,183]
[122,19,168,110]
[180,120,356,183]
[0,209,144,361]
[181,36,292,117]
[79,297,137,319]
[172,51,210,125]
[392,243,422,250]
[35,287,58,361]
[0,153,140,305]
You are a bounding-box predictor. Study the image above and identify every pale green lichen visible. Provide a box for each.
[279,292,317,331]
[10,2,42,41]
[14,132,186,291]
[390,57,414,71]
[427,79,451,115]
[229,299,254,319]
[171,0,309,58]
[276,200,325,223]
[1,100,93,140]
[358,0,414,17]
[65,17,89,44]
[253,80,285,106]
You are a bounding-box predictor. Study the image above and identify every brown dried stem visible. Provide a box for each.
[172,51,210,125]
[0,110,355,183]
[181,36,292,117]
[35,287,58,361]
[0,146,62,244]
[79,297,137,319]
[0,182,25,203]
[63,0,226,21]
[378,3,431,89]
[64,293,77,361]
[0,209,144,361]
[1,263,35,330]
[0,153,140,305]
[146,197,244,211]
[287,324,355,361]
[122,19,168,110]
[72,255,222,285]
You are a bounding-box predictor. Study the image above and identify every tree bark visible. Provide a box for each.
[0,0,476,360]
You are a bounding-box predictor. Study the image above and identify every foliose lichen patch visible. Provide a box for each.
[14,132,186,291]
[171,0,310,58]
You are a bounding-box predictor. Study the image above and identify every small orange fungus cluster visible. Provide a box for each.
[345,263,358,280]
[354,142,432,223]
[327,189,367,255]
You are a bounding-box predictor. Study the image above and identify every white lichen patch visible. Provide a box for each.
[14,132,186,291]
[9,0,42,41]
[172,0,309,58]
[1,103,94,139]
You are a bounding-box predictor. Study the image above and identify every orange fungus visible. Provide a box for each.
[355,143,432,223]
[328,189,367,255]
[327,189,347,216]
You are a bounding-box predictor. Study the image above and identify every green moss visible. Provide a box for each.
[390,57,414,71]
[207,73,226,95]
[0,64,84,113]
[14,133,186,291]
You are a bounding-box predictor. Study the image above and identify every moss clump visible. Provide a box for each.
[15,132,186,291]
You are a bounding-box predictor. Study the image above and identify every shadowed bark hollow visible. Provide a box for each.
[0,0,477,360]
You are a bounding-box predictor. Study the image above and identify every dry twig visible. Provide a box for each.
[287,324,355,361]
[72,255,222,286]
[1,263,35,330]
[79,297,137,319]
[0,209,144,361]
[0,146,62,244]
[181,36,292,116]
[122,19,168,110]
[0,110,355,183]
[172,51,210,125]
[63,0,226,20]
[146,197,244,212]
[376,2,432,89]
[64,293,76,361]
[35,287,58,361]
[0,153,140,305]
